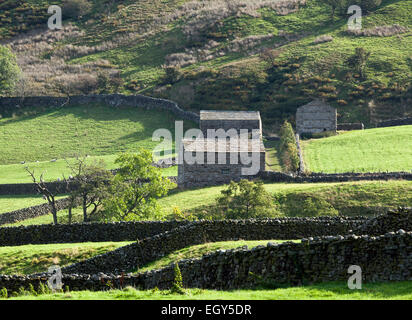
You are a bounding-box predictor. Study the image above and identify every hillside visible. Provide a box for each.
[301,125,412,173]
[0,0,411,129]
[5,180,411,226]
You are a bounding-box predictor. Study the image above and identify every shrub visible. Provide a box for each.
[0,45,20,95]
[170,263,185,295]
[361,0,382,12]
[161,66,182,85]
[347,47,371,80]
[216,180,280,219]
[0,288,7,299]
[62,0,91,19]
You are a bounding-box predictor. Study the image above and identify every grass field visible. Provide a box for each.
[0,104,192,166]
[0,240,288,275]
[137,240,298,273]
[0,158,178,184]
[158,180,412,217]
[301,126,412,173]
[4,281,412,300]
[0,242,132,275]
[0,195,66,214]
[264,140,283,172]
[0,103,186,183]
[5,180,411,226]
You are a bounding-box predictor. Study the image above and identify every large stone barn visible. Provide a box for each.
[178,137,266,188]
[199,110,262,137]
[296,100,337,134]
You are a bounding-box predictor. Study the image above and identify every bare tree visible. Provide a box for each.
[26,168,62,225]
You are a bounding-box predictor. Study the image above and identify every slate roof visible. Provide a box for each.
[200,110,261,121]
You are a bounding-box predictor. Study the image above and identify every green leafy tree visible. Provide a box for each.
[66,157,112,222]
[279,121,299,173]
[0,46,20,95]
[104,149,175,221]
[216,180,280,219]
[321,0,345,19]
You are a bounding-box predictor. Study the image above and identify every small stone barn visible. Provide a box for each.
[178,138,266,188]
[200,110,262,137]
[296,100,337,134]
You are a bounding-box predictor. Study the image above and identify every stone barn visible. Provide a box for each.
[178,137,266,188]
[296,100,337,134]
[200,110,262,137]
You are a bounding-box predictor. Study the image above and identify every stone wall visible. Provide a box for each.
[60,217,365,274]
[0,181,72,196]
[0,176,177,195]
[0,197,75,226]
[295,133,305,174]
[0,221,190,246]
[178,151,266,188]
[0,94,200,123]
[1,231,410,292]
[296,100,337,134]
[377,117,412,128]
[258,171,412,183]
[337,123,364,131]
[355,207,411,236]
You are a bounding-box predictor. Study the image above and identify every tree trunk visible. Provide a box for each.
[83,196,88,222]
[68,206,72,224]
[52,206,58,225]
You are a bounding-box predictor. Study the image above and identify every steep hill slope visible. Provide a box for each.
[1,0,411,129]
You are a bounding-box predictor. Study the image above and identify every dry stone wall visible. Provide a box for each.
[0,94,200,123]
[355,207,412,236]
[377,117,412,128]
[1,230,410,292]
[60,217,366,274]
[337,123,364,131]
[0,221,190,246]
[0,197,76,226]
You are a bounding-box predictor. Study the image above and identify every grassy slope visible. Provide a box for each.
[6,180,411,226]
[0,104,184,165]
[137,240,298,273]
[4,281,412,300]
[0,242,132,275]
[0,158,178,184]
[301,125,412,173]
[0,240,287,275]
[0,194,66,214]
[2,0,411,127]
[159,180,412,216]
[0,103,186,183]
